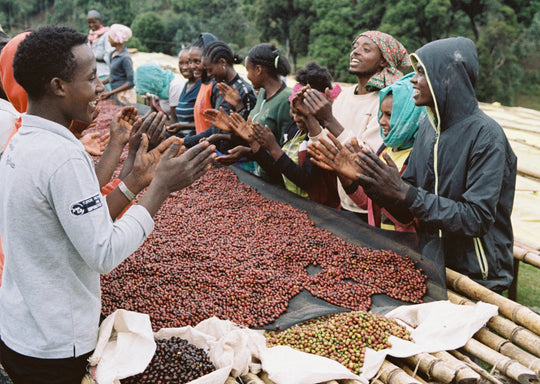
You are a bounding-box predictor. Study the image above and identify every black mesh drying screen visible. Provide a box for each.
[228,165,447,330]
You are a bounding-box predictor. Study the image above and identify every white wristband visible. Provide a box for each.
[118,181,136,201]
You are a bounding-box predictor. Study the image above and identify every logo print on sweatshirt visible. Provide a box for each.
[70,194,103,216]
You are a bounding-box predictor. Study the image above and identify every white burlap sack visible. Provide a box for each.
[360,300,498,381]
[88,309,156,384]
[89,301,497,384]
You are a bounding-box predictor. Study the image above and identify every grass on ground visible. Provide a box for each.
[514,262,540,311]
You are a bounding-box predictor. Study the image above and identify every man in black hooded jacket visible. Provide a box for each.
[354,37,517,293]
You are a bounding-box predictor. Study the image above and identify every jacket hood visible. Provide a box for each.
[410,37,479,131]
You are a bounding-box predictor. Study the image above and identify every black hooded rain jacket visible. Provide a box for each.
[382,37,517,292]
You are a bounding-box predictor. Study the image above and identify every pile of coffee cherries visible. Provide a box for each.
[101,167,427,329]
[121,337,215,384]
[265,311,412,375]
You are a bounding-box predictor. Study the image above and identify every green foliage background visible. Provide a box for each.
[1,0,539,107]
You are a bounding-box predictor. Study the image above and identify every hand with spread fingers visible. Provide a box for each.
[303,87,333,125]
[214,145,251,166]
[229,113,254,143]
[303,87,345,137]
[81,131,110,156]
[355,149,410,201]
[129,135,185,190]
[110,106,138,146]
[216,82,242,110]
[251,122,278,151]
[308,134,364,183]
[203,107,232,132]
[119,111,167,180]
[145,111,168,150]
[291,86,311,118]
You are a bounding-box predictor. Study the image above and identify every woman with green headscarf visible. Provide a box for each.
[309,72,424,232]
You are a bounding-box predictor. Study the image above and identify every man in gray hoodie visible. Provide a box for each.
[0,25,215,384]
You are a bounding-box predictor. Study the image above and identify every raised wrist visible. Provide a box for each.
[123,173,146,195]
[107,137,127,151]
[118,180,136,201]
[269,145,284,161]
[402,184,417,205]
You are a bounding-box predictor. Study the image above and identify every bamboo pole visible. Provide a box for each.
[401,353,455,383]
[448,290,540,357]
[474,327,540,376]
[515,239,540,253]
[377,360,424,384]
[514,245,540,269]
[518,165,540,181]
[446,268,540,336]
[449,350,506,384]
[240,372,266,384]
[399,364,430,384]
[258,371,276,384]
[431,351,480,384]
[461,337,538,384]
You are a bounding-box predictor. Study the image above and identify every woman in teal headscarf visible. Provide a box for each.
[349,72,424,231]
[310,72,424,232]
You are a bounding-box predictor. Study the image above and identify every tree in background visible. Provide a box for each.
[307,0,361,83]
[171,0,256,53]
[476,3,521,104]
[131,11,166,53]
[251,0,315,71]
[1,0,54,30]
[1,0,539,107]
[518,12,540,100]
[378,0,472,50]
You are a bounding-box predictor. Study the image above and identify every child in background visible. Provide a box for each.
[215,43,293,178]
[246,62,342,207]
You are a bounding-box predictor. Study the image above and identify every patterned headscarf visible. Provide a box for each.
[354,31,410,92]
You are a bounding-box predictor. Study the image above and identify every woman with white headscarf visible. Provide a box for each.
[100,24,136,104]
